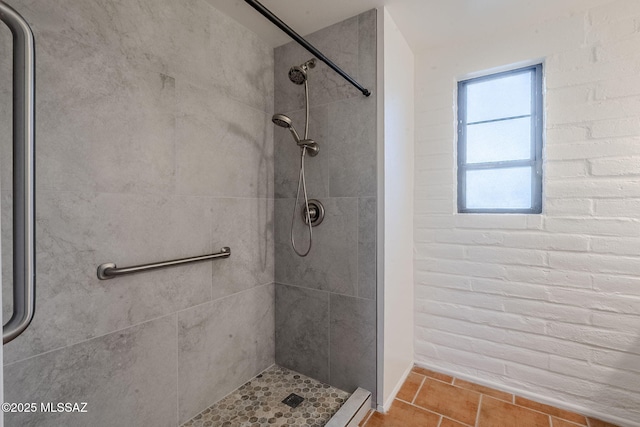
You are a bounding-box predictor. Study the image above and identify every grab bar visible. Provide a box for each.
[1,1,36,345]
[97,247,231,280]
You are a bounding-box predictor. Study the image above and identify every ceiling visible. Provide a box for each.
[206,0,612,52]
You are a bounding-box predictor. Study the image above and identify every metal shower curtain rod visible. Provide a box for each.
[244,0,372,97]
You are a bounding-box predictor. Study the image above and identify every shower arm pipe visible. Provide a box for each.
[1,1,36,345]
[244,0,371,97]
[97,247,231,280]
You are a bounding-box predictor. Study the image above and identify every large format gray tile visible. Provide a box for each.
[6,0,274,197]
[275,198,358,296]
[329,294,377,396]
[358,197,377,300]
[275,283,329,383]
[274,15,360,113]
[305,15,359,107]
[33,33,176,195]
[178,284,274,424]
[274,105,329,199]
[210,198,274,300]
[1,192,12,316]
[15,0,273,112]
[207,5,274,113]
[4,315,177,427]
[15,0,180,72]
[3,191,212,364]
[0,10,174,195]
[358,9,378,93]
[328,96,377,197]
[175,80,273,198]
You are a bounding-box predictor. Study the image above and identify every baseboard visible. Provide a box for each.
[381,361,414,413]
[414,361,639,427]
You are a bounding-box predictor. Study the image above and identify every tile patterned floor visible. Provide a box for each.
[181,365,350,427]
[361,366,622,427]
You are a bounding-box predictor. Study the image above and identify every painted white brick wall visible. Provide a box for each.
[413,1,640,424]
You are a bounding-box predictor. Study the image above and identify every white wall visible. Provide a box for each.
[414,1,640,425]
[382,7,415,410]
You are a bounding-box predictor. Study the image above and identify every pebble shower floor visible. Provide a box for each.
[181,365,350,427]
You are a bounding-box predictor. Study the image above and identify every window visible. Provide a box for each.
[457,64,543,213]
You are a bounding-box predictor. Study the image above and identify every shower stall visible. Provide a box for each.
[0,0,386,426]
[272,9,378,401]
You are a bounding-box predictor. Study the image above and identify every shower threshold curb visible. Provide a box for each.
[326,387,371,427]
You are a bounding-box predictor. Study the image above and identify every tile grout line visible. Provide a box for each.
[509,400,589,425]
[440,372,590,425]
[442,414,474,427]
[453,377,512,404]
[208,188,214,305]
[399,393,476,427]
[412,375,427,404]
[502,393,592,427]
[176,316,180,427]
[360,412,367,426]
[6,282,275,369]
[276,91,364,121]
[414,369,453,386]
[4,310,175,368]
[327,291,331,384]
[475,394,483,427]
[420,373,482,394]
[275,279,374,301]
[365,408,375,426]
[401,400,453,424]
[356,196,360,298]
[38,188,277,201]
[405,368,596,427]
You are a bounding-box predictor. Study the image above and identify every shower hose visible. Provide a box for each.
[291,145,313,257]
[291,79,314,257]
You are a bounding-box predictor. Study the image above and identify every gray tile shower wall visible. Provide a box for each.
[178,284,275,424]
[273,9,378,400]
[5,316,178,427]
[275,284,330,384]
[0,0,275,425]
[275,197,359,296]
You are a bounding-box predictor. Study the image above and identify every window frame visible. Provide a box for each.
[457,64,544,214]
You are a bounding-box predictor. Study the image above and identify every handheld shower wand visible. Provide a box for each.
[272,114,301,143]
[271,113,319,156]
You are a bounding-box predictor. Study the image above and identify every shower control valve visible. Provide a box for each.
[303,199,325,227]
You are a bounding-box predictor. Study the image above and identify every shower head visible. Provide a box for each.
[288,66,307,85]
[272,113,301,143]
[288,59,316,85]
[272,113,293,128]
